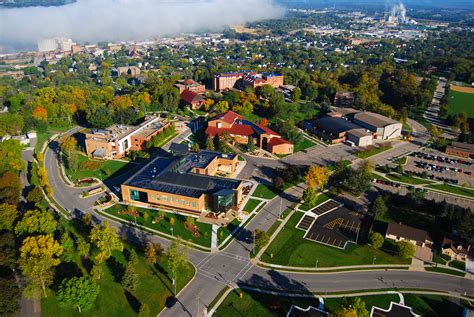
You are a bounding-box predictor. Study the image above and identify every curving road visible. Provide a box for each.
[43,127,474,317]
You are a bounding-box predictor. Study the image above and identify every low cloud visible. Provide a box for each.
[0,0,284,53]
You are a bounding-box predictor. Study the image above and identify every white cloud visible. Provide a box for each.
[0,0,284,53]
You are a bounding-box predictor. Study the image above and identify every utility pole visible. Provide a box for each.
[315,258,318,268]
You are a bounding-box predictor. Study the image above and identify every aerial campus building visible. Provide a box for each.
[84,116,171,159]
[212,71,284,92]
[121,151,244,215]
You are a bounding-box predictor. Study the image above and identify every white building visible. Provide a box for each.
[353,112,402,140]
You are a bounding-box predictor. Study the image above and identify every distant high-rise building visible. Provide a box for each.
[37,37,76,52]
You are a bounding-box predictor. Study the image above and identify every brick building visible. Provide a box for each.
[212,72,284,92]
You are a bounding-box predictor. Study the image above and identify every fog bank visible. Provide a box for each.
[0,0,284,53]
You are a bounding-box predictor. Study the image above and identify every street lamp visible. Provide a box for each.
[373,255,377,265]
[315,258,318,268]
[171,227,174,237]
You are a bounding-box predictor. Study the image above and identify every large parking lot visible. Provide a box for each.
[405,150,474,187]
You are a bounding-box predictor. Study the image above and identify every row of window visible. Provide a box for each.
[151,194,197,208]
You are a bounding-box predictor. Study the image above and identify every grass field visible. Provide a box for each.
[217,218,241,245]
[428,183,474,198]
[386,173,433,185]
[243,198,262,213]
[261,212,410,267]
[425,267,465,277]
[294,138,316,153]
[214,289,467,317]
[65,153,133,181]
[103,204,212,247]
[299,193,330,211]
[252,184,279,200]
[448,89,474,118]
[356,145,392,159]
[448,260,466,271]
[42,246,194,317]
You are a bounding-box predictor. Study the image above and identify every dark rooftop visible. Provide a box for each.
[124,152,241,198]
[386,223,432,243]
[314,116,360,134]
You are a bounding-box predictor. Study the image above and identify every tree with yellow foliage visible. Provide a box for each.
[305,165,329,190]
[90,222,123,279]
[19,235,63,298]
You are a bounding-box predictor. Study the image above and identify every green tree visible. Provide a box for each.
[15,210,58,236]
[214,100,229,113]
[0,232,16,268]
[254,229,270,252]
[57,277,100,313]
[369,232,384,249]
[0,204,18,231]
[352,297,369,317]
[0,277,21,316]
[90,222,123,263]
[247,136,256,152]
[19,235,63,298]
[370,196,387,220]
[205,136,215,151]
[303,187,318,207]
[76,236,90,258]
[397,240,415,259]
[121,261,139,290]
[165,238,188,293]
[144,243,161,265]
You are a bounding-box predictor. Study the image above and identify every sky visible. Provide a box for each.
[0,0,284,53]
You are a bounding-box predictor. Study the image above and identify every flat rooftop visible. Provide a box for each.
[123,152,241,198]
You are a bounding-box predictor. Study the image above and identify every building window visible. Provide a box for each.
[181,199,185,205]
[156,196,160,201]
[162,196,168,202]
[170,197,173,203]
[191,201,196,207]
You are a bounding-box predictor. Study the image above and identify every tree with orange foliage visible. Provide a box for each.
[32,107,48,121]
[259,118,269,127]
[305,165,329,190]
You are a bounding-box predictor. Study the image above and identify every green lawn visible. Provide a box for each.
[356,145,392,159]
[35,131,53,152]
[103,204,212,247]
[448,90,474,118]
[386,173,433,185]
[214,288,320,317]
[393,156,407,165]
[252,184,279,200]
[432,253,448,265]
[294,138,316,153]
[42,247,195,317]
[299,193,330,211]
[404,294,467,317]
[324,294,400,313]
[427,183,474,198]
[217,218,241,245]
[243,198,262,213]
[425,267,465,277]
[448,260,466,271]
[65,153,133,181]
[261,212,410,267]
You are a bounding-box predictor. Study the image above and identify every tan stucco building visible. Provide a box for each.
[84,116,171,159]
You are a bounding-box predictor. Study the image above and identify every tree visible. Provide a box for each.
[247,136,256,152]
[15,209,58,236]
[32,106,48,121]
[291,87,302,102]
[397,240,415,259]
[205,136,215,151]
[0,204,18,231]
[19,235,63,298]
[407,188,426,205]
[121,261,139,290]
[57,277,100,313]
[165,238,188,293]
[305,165,329,189]
[214,100,229,113]
[59,136,77,153]
[145,243,161,265]
[27,186,44,205]
[0,171,21,205]
[90,222,123,266]
[429,125,443,139]
[273,176,284,188]
[77,236,90,258]
[369,232,384,249]
[254,229,270,251]
[0,277,21,316]
[0,232,16,268]
[352,297,369,317]
[370,196,387,220]
[303,187,318,207]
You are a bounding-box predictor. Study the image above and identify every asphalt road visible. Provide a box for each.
[41,124,474,317]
